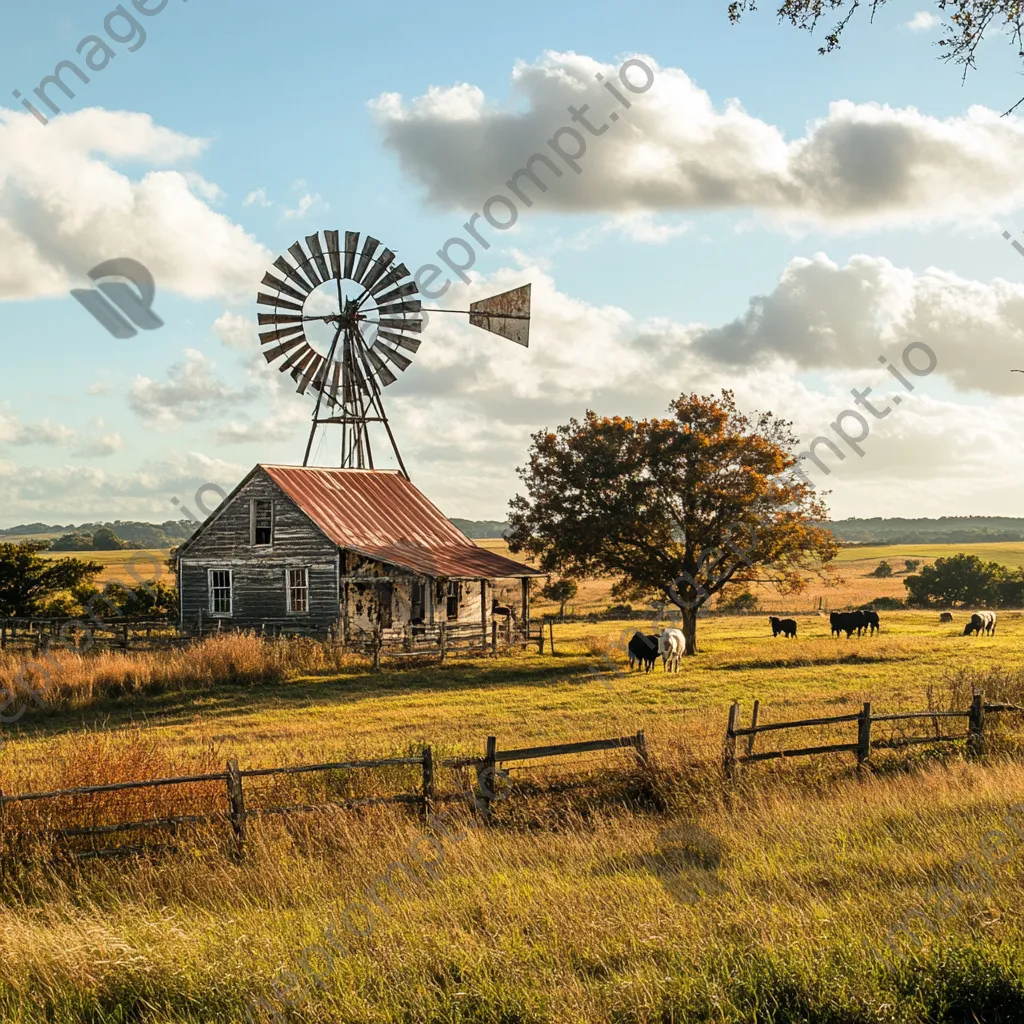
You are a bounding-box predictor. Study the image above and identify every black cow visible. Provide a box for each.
[830,610,869,638]
[863,610,880,635]
[628,632,660,672]
[963,611,997,636]
[769,616,797,638]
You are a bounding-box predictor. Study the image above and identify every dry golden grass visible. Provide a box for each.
[5,612,1024,1021]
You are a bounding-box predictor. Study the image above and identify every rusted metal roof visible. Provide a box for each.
[261,465,543,580]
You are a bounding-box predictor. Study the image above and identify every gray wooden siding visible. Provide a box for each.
[178,469,339,634]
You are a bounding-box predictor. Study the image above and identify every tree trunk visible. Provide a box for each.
[681,606,698,655]
[559,600,566,621]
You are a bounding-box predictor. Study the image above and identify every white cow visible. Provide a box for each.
[659,628,686,672]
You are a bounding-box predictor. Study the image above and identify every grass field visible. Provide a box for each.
[4,612,1024,1022]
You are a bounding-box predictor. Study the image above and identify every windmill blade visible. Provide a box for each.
[324,230,342,280]
[281,343,317,375]
[262,336,305,363]
[378,318,423,334]
[360,248,395,292]
[343,231,360,279]
[257,292,304,313]
[295,353,325,395]
[273,257,314,297]
[261,272,308,305]
[289,242,322,290]
[370,263,411,296]
[364,346,398,387]
[257,313,304,326]
[372,340,413,372]
[377,329,421,353]
[374,281,419,306]
[306,233,331,283]
[376,299,422,317]
[469,283,531,347]
[353,236,381,285]
[259,325,306,345]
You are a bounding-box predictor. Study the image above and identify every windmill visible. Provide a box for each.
[257,230,530,478]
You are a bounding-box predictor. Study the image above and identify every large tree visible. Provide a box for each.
[507,391,838,654]
[903,552,1022,606]
[0,541,103,617]
[728,1,1024,113]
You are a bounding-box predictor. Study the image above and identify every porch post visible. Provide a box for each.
[480,578,488,652]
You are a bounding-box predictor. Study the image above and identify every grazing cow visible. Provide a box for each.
[863,610,880,635]
[830,610,863,638]
[939,612,954,623]
[627,632,660,672]
[963,611,997,636]
[659,628,686,672]
[769,616,797,638]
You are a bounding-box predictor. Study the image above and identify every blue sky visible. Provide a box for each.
[1,0,1023,526]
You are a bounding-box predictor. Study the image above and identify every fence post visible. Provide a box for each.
[724,701,738,779]
[538,623,545,655]
[635,729,649,768]
[421,746,435,822]
[548,620,556,655]
[969,692,985,758]
[857,701,872,770]
[491,620,498,655]
[476,736,497,823]
[226,758,246,859]
[746,699,760,756]
[439,622,447,663]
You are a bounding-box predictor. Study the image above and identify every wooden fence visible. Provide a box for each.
[0,730,646,861]
[723,693,1023,775]
[0,616,551,663]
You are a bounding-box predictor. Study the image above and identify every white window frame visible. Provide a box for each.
[251,498,274,548]
[208,568,233,617]
[286,567,310,615]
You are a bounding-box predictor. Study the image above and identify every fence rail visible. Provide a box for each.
[0,729,646,861]
[724,693,1024,775]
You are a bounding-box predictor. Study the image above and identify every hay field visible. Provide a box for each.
[3,614,1024,1022]
[480,538,1024,615]
[35,547,176,586]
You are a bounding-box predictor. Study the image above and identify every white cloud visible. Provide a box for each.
[690,252,1024,395]
[371,51,1024,229]
[0,410,76,447]
[213,311,256,350]
[73,432,124,458]
[907,11,941,32]
[128,349,258,428]
[282,191,328,220]
[243,187,271,207]
[0,107,270,302]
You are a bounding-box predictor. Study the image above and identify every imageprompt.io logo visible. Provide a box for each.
[70,258,164,338]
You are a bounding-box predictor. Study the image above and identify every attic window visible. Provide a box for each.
[252,500,273,546]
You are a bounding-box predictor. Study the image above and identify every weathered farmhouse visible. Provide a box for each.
[175,465,543,643]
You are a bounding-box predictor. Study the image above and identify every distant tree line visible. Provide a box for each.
[0,520,197,551]
[823,517,1024,545]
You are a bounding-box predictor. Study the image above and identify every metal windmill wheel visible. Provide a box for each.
[257,229,531,477]
[258,231,422,472]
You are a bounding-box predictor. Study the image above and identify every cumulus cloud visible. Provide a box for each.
[128,349,258,427]
[691,253,1024,395]
[371,51,1024,229]
[213,311,256,350]
[73,432,124,458]
[0,410,76,447]
[0,108,270,302]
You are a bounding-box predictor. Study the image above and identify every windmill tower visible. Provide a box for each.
[257,230,531,478]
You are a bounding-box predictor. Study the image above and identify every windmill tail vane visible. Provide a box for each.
[257,230,532,477]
